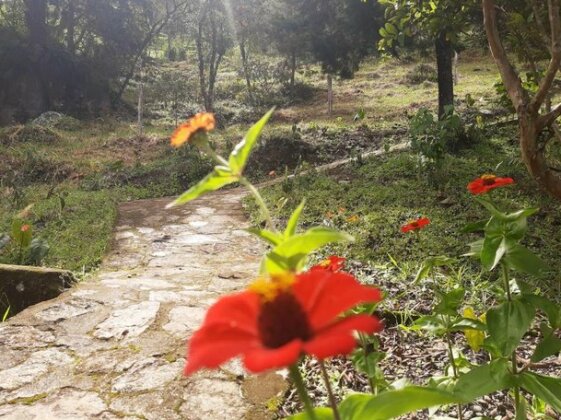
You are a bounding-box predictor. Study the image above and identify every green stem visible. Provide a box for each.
[240,177,276,232]
[501,263,523,417]
[359,333,377,395]
[319,361,341,420]
[289,364,317,420]
[445,325,463,420]
[198,141,229,167]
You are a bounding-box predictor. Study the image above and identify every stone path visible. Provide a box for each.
[0,189,286,419]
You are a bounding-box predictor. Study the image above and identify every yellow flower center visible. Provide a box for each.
[481,174,497,185]
[249,273,296,302]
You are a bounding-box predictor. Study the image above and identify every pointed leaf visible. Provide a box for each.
[288,408,334,420]
[168,167,238,207]
[246,228,283,246]
[487,299,535,356]
[284,200,306,239]
[453,359,513,401]
[531,333,561,363]
[229,108,274,174]
[518,372,561,413]
[339,387,461,420]
[504,244,548,277]
[264,228,353,274]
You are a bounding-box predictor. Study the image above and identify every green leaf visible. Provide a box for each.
[265,228,353,274]
[246,228,283,246]
[168,166,238,207]
[449,317,487,332]
[412,315,447,335]
[518,372,561,413]
[435,287,465,316]
[339,387,461,420]
[461,220,487,233]
[288,408,334,420]
[475,197,508,220]
[504,244,547,277]
[229,108,274,175]
[480,236,507,271]
[415,255,456,283]
[452,359,513,401]
[531,332,561,363]
[487,299,535,357]
[284,200,306,239]
[523,295,561,328]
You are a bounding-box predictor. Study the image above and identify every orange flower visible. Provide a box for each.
[325,211,335,220]
[20,224,30,232]
[268,170,276,177]
[467,174,514,195]
[311,256,346,272]
[401,217,430,233]
[346,215,360,224]
[171,113,215,148]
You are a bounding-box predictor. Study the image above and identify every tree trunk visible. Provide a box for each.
[239,39,253,104]
[137,66,144,136]
[24,0,48,47]
[327,73,333,116]
[65,1,76,54]
[435,31,454,119]
[290,50,297,93]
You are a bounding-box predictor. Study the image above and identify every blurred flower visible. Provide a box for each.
[171,113,215,148]
[184,270,382,375]
[338,207,346,214]
[401,217,430,233]
[311,256,346,272]
[325,211,335,220]
[463,307,486,352]
[20,224,30,233]
[346,215,360,224]
[467,174,514,195]
[268,170,276,177]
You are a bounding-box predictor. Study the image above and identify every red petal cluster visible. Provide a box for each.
[401,217,430,233]
[184,270,382,375]
[311,256,346,272]
[467,175,514,195]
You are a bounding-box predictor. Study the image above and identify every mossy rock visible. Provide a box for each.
[0,124,61,145]
[0,264,74,318]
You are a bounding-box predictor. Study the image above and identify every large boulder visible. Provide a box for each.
[0,264,74,318]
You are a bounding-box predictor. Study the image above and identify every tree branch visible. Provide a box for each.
[482,0,527,110]
[532,0,561,112]
[538,102,561,130]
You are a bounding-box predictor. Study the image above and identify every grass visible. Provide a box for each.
[247,127,561,298]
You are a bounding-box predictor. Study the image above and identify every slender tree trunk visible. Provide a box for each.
[290,50,297,93]
[239,39,253,104]
[327,73,333,116]
[453,50,459,85]
[435,31,455,119]
[137,65,144,135]
[65,1,76,54]
[24,0,48,47]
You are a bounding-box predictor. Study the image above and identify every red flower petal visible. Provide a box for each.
[303,314,382,359]
[293,270,382,331]
[467,176,514,195]
[243,340,303,373]
[401,217,430,233]
[202,292,260,335]
[185,325,259,375]
[184,292,261,374]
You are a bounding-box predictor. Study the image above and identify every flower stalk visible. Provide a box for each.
[289,364,318,420]
[319,360,342,420]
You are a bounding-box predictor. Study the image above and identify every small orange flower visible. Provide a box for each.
[467,174,514,195]
[20,224,30,233]
[346,215,360,224]
[401,217,430,233]
[325,211,335,220]
[338,207,346,214]
[171,113,215,148]
[268,170,276,177]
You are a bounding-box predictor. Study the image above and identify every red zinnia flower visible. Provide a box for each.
[401,217,430,233]
[184,270,382,375]
[467,174,514,195]
[311,256,346,272]
[171,113,215,148]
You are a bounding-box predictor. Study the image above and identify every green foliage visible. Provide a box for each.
[408,106,466,183]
